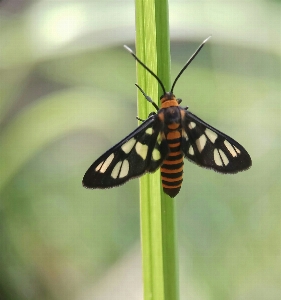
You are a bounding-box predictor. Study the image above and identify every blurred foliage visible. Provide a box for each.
[0,0,280,299]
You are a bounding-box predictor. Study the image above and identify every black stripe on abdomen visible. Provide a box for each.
[161,129,183,198]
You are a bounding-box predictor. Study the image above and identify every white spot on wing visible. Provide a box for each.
[145,128,153,135]
[188,146,194,155]
[234,146,241,154]
[205,128,218,143]
[224,140,237,157]
[188,122,196,129]
[152,148,161,161]
[119,160,129,178]
[100,153,114,173]
[136,142,148,160]
[214,149,223,166]
[157,133,162,145]
[121,138,136,154]
[219,149,229,165]
[196,134,207,152]
[182,130,188,141]
[111,161,122,178]
[95,161,103,172]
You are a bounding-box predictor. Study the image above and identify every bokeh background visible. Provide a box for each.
[0,0,280,299]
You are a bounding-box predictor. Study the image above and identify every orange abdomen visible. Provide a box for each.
[160,128,183,198]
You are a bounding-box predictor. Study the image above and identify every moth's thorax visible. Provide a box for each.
[158,106,182,128]
[160,93,179,109]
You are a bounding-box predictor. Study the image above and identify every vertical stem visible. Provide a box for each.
[135,0,179,299]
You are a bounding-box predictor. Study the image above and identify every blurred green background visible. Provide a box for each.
[0,0,280,299]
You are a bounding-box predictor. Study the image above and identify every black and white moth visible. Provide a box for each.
[83,37,252,197]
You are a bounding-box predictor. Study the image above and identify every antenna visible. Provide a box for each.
[124,45,166,95]
[170,36,211,94]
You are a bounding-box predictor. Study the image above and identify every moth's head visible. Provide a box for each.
[160,92,175,101]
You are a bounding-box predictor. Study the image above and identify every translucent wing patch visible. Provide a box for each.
[181,111,252,173]
[83,116,169,188]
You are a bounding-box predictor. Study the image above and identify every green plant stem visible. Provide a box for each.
[135,0,179,299]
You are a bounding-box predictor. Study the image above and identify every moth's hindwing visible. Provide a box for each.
[181,111,252,173]
[83,115,169,189]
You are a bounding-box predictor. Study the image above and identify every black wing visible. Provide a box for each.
[83,115,169,188]
[181,110,252,173]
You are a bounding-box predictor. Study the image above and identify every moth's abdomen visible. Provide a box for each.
[161,127,184,198]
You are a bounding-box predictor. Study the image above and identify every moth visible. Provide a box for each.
[83,37,252,197]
